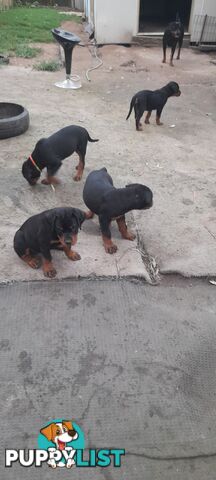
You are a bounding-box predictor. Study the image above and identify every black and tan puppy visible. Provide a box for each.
[162,15,184,67]
[14,207,86,278]
[126,81,181,131]
[83,168,153,254]
[22,125,98,186]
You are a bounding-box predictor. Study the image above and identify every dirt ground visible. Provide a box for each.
[1,20,216,281]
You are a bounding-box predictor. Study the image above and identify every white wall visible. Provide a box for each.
[94,0,139,44]
[88,0,216,43]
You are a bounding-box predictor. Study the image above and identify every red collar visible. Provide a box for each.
[29,154,41,173]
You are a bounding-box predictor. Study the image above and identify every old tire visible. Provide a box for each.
[0,102,30,140]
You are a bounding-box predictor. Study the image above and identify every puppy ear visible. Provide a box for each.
[63,421,78,439]
[40,423,54,441]
[22,161,28,180]
[48,214,64,238]
[62,420,73,431]
[72,209,86,230]
[170,82,179,94]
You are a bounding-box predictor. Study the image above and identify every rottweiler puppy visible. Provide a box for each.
[126,81,181,131]
[14,207,86,278]
[22,125,98,186]
[162,16,184,67]
[83,168,153,254]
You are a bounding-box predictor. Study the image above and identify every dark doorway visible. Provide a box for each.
[139,0,192,33]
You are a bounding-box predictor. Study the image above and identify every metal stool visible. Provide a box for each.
[51,28,82,89]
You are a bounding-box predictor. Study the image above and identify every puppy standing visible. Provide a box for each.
[162,15,184,67]
[126,81,181,131]
[83,167,153,254]
[22,125,98,186]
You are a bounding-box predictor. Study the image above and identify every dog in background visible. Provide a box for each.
[162,14,184,67]
[126,81,181,131]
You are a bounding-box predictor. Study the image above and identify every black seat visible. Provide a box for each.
[51,28,81,77]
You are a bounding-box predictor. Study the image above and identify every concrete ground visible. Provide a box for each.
[1,277,216,479]
[0,20,216,281]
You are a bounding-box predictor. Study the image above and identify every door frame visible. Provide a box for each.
[136,0,194,34]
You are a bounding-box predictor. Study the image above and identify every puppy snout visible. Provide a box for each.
[68,429,77,438]
[64,232,72,245]
[61,432,73,442]
[29,179,37,186]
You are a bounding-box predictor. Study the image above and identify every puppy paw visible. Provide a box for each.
[51,177,60,185]
[66,459,75,468]
[162,59,166,63]
[47,460,57,469]
[22,255,41,269]
[67,251,81,261]
[85,210,94,220]
[145,120,150,125]
[123,231,136,241]
[41,177,60,185]
[105,243,118,254]
[43,267,57,278]
[73,174,82,181]
[28,257,41,269]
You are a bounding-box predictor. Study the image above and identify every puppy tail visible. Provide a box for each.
[126,98,134,120]
[87,133,99,143]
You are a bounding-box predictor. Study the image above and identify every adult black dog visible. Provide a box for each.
[14,207,87,278]
[126,81,181,131]
[162,15,184,67]
[22,125,98,186]
[83,167,153,254]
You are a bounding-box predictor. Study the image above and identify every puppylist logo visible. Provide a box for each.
[5,418,125,469]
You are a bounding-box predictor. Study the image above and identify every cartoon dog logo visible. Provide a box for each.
[40,420,78,468]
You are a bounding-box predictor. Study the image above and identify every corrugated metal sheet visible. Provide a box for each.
[191,14,216,43]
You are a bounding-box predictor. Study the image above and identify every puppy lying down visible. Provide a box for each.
[14,207,87,278]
